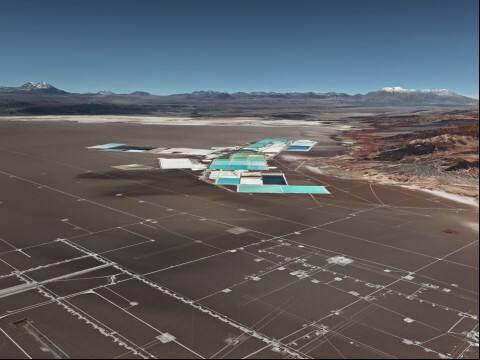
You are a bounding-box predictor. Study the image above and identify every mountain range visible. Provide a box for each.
[0,82,477,117]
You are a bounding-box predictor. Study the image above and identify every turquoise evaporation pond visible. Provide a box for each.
[237,185,330,194]
[244,137,289,150]
[287,145,312,151]
[210,164,269,170]
[216,177,241,185]
[209,158,269,171]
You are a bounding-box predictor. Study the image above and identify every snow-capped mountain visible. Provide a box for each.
[0,81,68,94]
[381,86,417,93]
[380,86,454,96]
[363,86,473,105]
[95,90,116,96]
[19,81,54,90]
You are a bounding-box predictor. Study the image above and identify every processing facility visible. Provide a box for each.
[88,137,329,195]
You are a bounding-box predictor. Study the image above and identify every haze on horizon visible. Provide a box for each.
[0,0,478,98]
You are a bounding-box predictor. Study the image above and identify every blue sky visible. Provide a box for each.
[0,0,478,97]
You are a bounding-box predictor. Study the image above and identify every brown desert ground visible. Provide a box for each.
[0,114,477,359]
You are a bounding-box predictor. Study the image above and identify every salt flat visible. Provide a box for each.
[0,118,477,359]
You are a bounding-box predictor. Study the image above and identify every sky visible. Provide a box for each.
[0,0,478,97]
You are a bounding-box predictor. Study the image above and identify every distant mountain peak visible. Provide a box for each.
[129,91,151,96]
[96,90,115,96]
[20,81,55,90]
[2,81,70,94]
[425,88,453,96]
[362,86,474,105]
[381,86,417,93]
[380,86,456,96]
